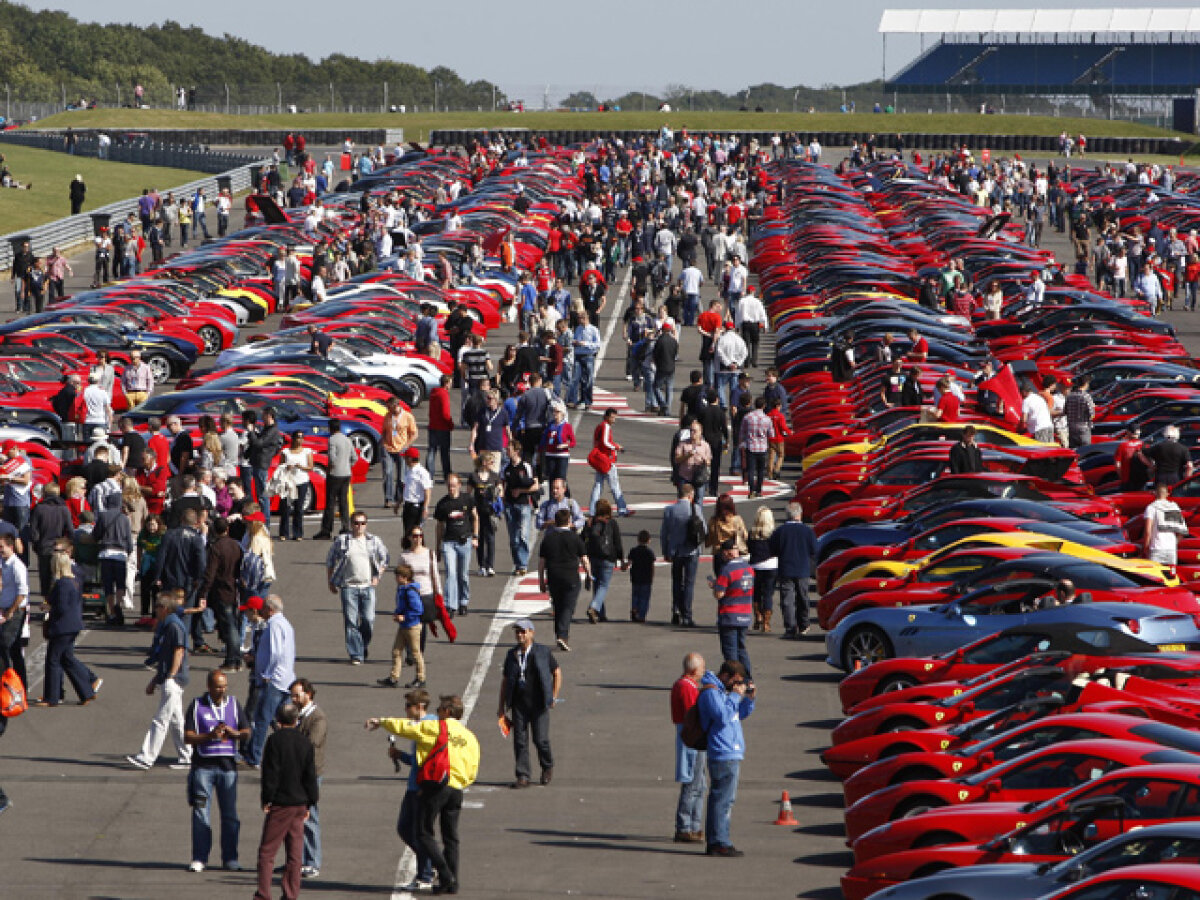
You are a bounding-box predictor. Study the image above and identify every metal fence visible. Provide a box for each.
[0,157,268,274]
[0,130,262,174]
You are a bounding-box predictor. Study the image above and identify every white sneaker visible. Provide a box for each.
[126,754,151,770]
[170,759,191,770]
[188,861,205,873]
[301,865,320,878]
[401,880,433,892]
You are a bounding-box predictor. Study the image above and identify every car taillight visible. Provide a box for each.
[1124,618,1142,634]
[1191,614,1200,630]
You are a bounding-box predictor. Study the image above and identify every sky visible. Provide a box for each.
[16,0,1200,97]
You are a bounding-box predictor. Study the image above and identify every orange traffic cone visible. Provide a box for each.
[774,790,798,826]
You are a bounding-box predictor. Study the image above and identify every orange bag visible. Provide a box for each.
[1,667,27,717]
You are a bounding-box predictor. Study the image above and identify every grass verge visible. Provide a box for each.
[23,109,1188,140]
[0,144,204,233]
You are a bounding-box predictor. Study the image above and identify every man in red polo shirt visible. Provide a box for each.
[906,327,929,363]
[136,447,170,515]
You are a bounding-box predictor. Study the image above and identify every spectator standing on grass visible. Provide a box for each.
[670,652,707,844]
[326,513,389,666]
[69,175,86,215]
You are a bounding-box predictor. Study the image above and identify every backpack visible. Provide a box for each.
[585,518,617,560]
[417,719,450,786]
[679,684,717,750]
[240,549,268,599]
[1,667,27,717]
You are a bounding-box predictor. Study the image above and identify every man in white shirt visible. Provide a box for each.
[726,255,748,314]
[714,322,749,409]
[83,371,112,430]
[735,288,768,368]
[1144,483,1185,566]
[679,263,703,326]
[0,534,29,688]
[1025,270,1045,307]
[1021,383,1054,443]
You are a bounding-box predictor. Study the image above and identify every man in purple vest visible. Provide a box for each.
[184,669,250,873]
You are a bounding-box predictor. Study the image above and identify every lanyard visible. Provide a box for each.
[517,649,529,684]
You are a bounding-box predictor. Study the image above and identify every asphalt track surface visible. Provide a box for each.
[6,160,1189,900]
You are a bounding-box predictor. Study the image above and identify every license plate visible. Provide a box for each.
[1158,644,1187,652]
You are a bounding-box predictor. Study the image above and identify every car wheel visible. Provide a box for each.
[371,380,400,395]
[877,674,919,694]
[818,541,852,564]
[400,375,426,405]
[819,491,850,510]
[145,353,172,384]
[347,431,376,465]
[30,417,61,441]
[881,718,923,733]
[198,325,222,354]
[842,625,893,672]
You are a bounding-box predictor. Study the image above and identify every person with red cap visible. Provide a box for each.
[400,446,432,536]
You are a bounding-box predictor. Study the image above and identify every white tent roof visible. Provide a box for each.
[879,8,1200,34]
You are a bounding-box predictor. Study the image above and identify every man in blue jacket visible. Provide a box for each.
[769,502,816,638]
[697,660,754,857]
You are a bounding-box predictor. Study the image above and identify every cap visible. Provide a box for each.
[512,618,535,632]
[1,441,17,454]
[238,595,264,612]
[661,321,674,331]
[405,446,421,460]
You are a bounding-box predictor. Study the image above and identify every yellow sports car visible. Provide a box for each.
[803,421,1050,470]
[833,532,1179,589]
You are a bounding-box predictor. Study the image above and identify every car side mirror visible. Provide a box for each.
[984,778,1002,795]
[1083,822,1098,840]
[977,750,993,767]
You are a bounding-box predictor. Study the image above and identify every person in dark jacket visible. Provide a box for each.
[152,508,207,650]
[496,619,561,788]
[948,425,984,474]
[698,390,729,498]
[246,408,284,529]
[35,550,99,706]
[768,503,816,639]
[197,517,244,671]
[255,701,318,900]
[69,174,86,215]
[94,490,133,626]
[29,482,73,596]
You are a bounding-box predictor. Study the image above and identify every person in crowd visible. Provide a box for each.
[582,499,625,624]
[697,660,755,858]
[670,652,707,844]
[746,507,777,633]
[588,408,630,517]
[127,590,191,770]
[244,594,296,768]
[434,474,478,616]
[36,549,100,707]
[255,701,318,899]
[769,502,816,639]
[325,513,389,665]
[538,509,591,652]
[496,619,560,788]
[501,443,539,576]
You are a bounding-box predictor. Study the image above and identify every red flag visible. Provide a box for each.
[977,364,1023,430]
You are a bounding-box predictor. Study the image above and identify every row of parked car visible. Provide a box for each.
[749,158,1200,899]
[1,146,582,511]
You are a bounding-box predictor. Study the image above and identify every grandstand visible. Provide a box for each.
[880,9,1200,95]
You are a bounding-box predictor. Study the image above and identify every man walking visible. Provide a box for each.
[255,702,319,900]
[769,503,816,639]
[738,398,774,499]
[714,321,748,409]
[183,669,249,873]
[538,509,591,652]
[290,678,327,879]
[535,478,584,532]
[197,517,244,672]
[247,409,284,528]
[501,443,539,576]
[652,321,679,416]
[698,660,755,857]
[671,653,707,843]
[367,695,480,896]
[121,349,155,409]
[313,420,353,540]
[325,513,390,664]
[434,474,478,616]
[127,591,191,769]
[497,619,561,788]
[245,595,296,768]
[711,540,754,677]
[661,484,702,627]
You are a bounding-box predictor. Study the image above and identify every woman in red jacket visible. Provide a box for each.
[425,374,454,483]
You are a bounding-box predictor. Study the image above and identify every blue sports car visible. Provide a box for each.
[826,589,1200,673]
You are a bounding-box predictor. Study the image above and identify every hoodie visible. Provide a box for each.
[93,491,133,557]
[697,671,754,762]
[29,494,73,555]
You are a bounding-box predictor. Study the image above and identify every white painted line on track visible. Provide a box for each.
[391,266,632,898]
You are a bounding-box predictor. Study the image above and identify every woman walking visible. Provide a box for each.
[468,452,500,577]
[583,499,625,624]
[277,432,313,540]
[36,551,99,706]
[705,493,747,578]
[747,507,777,633]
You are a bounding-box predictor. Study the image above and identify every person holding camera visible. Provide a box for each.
[697,660,755,858]
[183,669,250,873]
